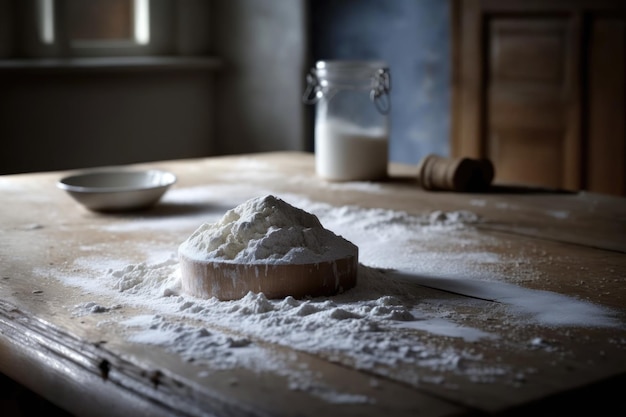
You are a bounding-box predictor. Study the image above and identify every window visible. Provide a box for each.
[35,0,172,57]
[2,0,213,61]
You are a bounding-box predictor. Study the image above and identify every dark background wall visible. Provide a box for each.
[0,0,307,175]
[0,0,217,175]
[309,0,451,165]
[0,69,215,174]
[1,0,449,173]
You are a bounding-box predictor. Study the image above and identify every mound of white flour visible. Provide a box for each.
[178,195,357,264]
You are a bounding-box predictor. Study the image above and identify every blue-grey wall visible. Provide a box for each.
[309,0,451,164]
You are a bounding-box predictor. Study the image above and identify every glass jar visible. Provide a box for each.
[304,60,391,181]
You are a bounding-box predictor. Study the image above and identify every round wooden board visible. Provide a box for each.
[179,253,358,301]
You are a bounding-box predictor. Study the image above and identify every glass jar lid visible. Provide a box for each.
[303,60,391,114]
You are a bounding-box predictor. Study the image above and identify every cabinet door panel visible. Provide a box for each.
[489,88,565,130]
[487,18,575,188]
[490,19,565,83]
[490,128,564,187]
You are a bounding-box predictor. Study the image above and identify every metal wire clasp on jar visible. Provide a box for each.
[303,60,391,181]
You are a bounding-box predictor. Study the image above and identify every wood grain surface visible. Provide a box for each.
[1,152,625,416]
[179,254,358,301]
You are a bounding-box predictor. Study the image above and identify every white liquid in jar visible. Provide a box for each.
[315,118,388,181]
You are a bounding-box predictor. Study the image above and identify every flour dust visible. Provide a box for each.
[46,190,621,403]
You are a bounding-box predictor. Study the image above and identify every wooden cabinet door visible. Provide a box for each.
[452,0,626,195]
[487,18,579,189]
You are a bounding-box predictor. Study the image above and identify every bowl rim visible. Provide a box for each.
[57,169,177,194]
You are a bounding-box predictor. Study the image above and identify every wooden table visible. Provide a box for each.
[1,152,625,416]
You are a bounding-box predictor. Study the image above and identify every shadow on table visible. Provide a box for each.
[486,184,576,195]
[93,201,233,219]
[385,269,498,301]
[385,175,576,195]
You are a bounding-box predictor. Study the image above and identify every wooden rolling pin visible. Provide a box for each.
[416,154,494,192]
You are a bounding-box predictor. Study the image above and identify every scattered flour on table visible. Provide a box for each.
[72,301,122,317]
[111,263,505,385]
[49,190,621,401]
[546,210,570,220]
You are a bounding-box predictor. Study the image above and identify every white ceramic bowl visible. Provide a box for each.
[57,169,176,212]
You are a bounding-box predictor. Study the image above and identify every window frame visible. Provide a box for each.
[33,0,175,57]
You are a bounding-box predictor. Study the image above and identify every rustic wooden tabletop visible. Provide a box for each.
[1,152,625,416]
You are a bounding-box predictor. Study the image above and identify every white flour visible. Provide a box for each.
[48,189,621,403]
[110,262,506,386]
[178,195,357,264]
[315,117,388,181]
